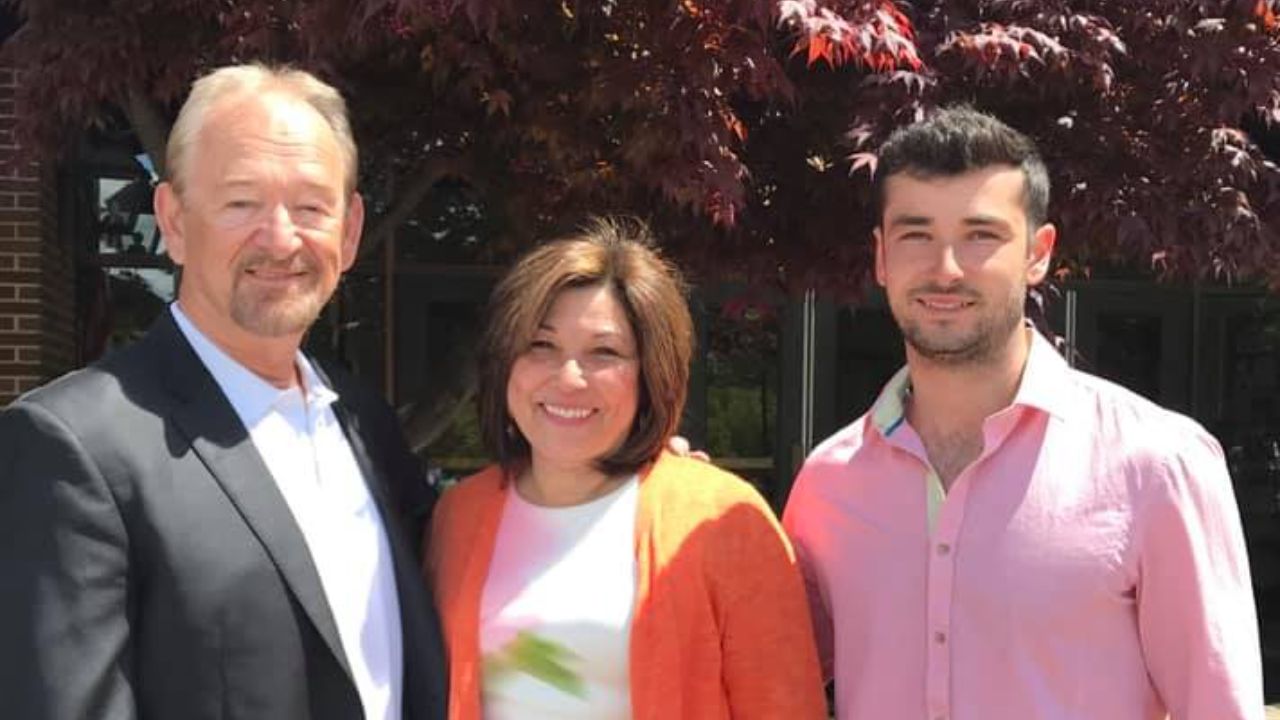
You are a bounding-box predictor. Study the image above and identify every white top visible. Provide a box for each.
[171,304,403,720]
[479,476,639,720]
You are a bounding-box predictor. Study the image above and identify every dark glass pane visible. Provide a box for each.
[1093,313,1163,402]
[705,297,780,493]
[79,267,175,361]
[93,177,164,258]
[333,271,387,394]
[407,301,487,481]
[831,304,904,438]
[1209,301,1280,700]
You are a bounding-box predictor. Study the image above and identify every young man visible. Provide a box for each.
[0,65,447,719]
[783,107,1263,719]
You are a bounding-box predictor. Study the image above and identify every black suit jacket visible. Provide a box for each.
[0,313,448,720]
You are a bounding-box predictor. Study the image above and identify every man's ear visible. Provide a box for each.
[340,192,365,271]
[873,227,887,287]
[1026,223,1056,286]
[154,182,186,265]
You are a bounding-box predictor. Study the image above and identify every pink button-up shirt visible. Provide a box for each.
[783,331,1263,719]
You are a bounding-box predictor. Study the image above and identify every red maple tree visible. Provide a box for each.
[6,0,1280,293]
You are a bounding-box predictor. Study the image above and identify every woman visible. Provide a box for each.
[425,218,825,719]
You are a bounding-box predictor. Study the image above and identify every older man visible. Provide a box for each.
[0,65,447,719]
[784,108,1264,719]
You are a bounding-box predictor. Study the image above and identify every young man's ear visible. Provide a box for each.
[1026,223,1056,285]
[154,182,187,265]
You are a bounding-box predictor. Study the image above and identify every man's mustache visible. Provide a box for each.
[907,283,980,299]
[235,253,318,276]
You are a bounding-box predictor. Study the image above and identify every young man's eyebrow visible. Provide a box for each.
[885,214,933,228]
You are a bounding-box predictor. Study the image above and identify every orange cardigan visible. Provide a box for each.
[424,451,827,720]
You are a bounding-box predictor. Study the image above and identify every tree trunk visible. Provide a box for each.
[123,88,170,179]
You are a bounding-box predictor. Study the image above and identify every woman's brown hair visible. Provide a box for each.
[476,217,694,477]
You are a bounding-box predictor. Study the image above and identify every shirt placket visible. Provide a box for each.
[925,468,965,720]
[920,410,1023,720]
[884,425,962,720]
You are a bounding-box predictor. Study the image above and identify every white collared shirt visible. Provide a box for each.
[171,303,403,720]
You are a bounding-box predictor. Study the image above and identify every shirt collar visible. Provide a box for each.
[868,326,1074,440]
[1010,328,1074,420]
[869,365,912,438]
[169,303,338,426]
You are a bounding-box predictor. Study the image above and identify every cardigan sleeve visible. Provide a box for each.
[420,467,506,720]
[704,486,828,720]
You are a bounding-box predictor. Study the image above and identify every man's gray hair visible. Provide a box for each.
[165,63,358,195]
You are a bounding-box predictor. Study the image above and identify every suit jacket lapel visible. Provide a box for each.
[311,363,421,578]
[144,313,354,680]
[315,362,449,720]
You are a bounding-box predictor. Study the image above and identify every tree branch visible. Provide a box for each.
[359,154,468,260]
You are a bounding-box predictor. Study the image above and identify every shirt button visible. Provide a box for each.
[934,631,947,645]
[936,543,951,556]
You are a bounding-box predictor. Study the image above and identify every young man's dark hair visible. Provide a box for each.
[872,106,1051,231]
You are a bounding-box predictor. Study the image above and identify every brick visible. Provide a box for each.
[0,253,36,271]
[0,300,36,313]
[0,69,14,87]
[0,208,40,223]
[0,166,39,182]
[16,284,41,302]
[2,237,36,253]
[0,315,38,335]
[0,153,35,171]
[1,345,42,366]
[0,331,38,345]
[0,178,38,193]
[0,99,15,116]
[14,376,42,393]
[0,285,14,301]
[0,271,41,284]
[11,222,42,238]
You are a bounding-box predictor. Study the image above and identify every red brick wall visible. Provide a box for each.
[0,64,75,405]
